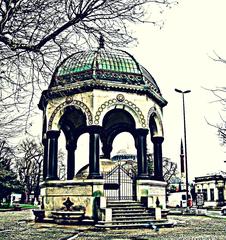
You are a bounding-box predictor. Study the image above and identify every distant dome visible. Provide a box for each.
[116,149,128,155]
[111,151,136,161]
[75,159,116,179]
[49,48,162,97]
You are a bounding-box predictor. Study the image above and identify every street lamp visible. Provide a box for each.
[175,88,191,208]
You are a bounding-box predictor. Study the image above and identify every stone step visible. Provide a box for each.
[113,216,154,221]
[112,212,151,217]
[111,205,146,209]
[98,200,170,229]
[104,200,157,228]
[97,219,163,227]
[95,223,151,229]
[107,201,143,206]
[95,220,174,229]
[111,219,155,225]
[112,208,146,213]
[107,200,137,202]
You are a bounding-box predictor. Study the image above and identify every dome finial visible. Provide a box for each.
[99,34,105,49]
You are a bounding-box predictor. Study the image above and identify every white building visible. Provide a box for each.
[194,171,226,208]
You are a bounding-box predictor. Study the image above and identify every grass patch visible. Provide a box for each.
[0,203,39,210]
[19,204,39,209]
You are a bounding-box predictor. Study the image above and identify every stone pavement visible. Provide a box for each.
[0,210,226,240]
[72,215,226,240]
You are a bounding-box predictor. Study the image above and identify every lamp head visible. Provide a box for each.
[175,88,191,94]
[175,88,182,93]
[184,90,191,94]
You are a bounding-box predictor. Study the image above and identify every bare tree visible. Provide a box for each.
[0,0,177,135]
[147,154,178,184]
[125,153,177,186]
[16,138,43,202]
[0,139,22,204]
[206,52,226,146]
[0,139,15,169]
[211,88,226,145]
[163,157,178,189]
[0,94,29,139]
[15,137,66,202]
[205,86,226,146]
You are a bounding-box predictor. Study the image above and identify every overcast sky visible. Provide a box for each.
[73,0,226,180]
[126,0,226,180]
[32,0,226,181]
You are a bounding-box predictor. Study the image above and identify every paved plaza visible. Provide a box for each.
[0,210,225,240]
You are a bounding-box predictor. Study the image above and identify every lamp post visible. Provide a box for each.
[175,88,191,208]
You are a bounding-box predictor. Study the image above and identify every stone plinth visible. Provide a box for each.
[136,179,167,209]
[40,179,104,218]
[155,207,161,220]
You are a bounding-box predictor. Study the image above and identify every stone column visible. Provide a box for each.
[46,130,60,180]
[66,141,77,180]
[135,128,149,179]
[207,186,211,201]
[214,187,218,201]
[152,136,164,181]
[42,136,48,180]
[88,126,102,179]
[42,112,48,180]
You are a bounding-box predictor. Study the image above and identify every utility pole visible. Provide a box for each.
[175,88,191,207]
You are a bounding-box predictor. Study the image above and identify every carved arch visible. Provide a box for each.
[94,95,147,128]
[147,106,164,137]
[48,98,93,130]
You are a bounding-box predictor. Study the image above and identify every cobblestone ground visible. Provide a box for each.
[0,210,225,240]
[0,210,87,240]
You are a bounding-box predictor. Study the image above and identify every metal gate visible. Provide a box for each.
[103,164,136,200]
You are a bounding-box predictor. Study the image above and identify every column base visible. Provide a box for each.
[67,176,74,181]
[45,176,59,181]
[151,176,164,181]
[87,173,103,179]
[136,173,150,180]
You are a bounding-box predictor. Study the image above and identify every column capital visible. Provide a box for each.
[134,128,149,140]
[42,134,47,145]
[46,130,60,139]
[151,136,164,144]
[134,128,149,150]
[87,125,102,134]
[66,139,77,151]
[135,128,149,137]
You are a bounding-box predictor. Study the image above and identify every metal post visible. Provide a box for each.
[175,88,191,208]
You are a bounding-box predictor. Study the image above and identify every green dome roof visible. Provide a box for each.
[50,48,161,95]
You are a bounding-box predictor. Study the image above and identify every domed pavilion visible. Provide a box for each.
[38,39,167,220]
